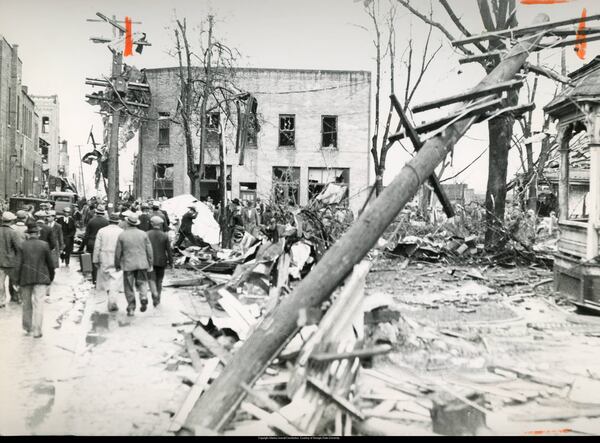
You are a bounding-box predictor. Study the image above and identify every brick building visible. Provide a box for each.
[0,36,43,199]
[31,94,69,192]
[134,67,371,215]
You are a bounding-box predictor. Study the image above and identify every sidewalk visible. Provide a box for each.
[0,263,192,436]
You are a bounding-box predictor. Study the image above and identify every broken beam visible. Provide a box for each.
[307,377,365,421]
[412,80,523,113]
[452,13,600,47]
[389,94,455,218]
[525,63,572,86]
[309,344,392,362]
[177,13,550,434]
[389,97,504,142]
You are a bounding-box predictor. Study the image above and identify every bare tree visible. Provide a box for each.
[397,0,523,246]
[364,0,442,198]
[172,15,256,245]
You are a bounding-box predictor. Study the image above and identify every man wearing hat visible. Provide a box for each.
[46,210,64,269]
[174,206,197,249]
[114,213,153,316]
[147,216,173,306]
[0,212,20,308]
[83,205,109,284]
[151,201,170,232]
[13,210,29,242]
[33,211,57,252]
[93,213,123,312]
[16,224,55,338]
[57,207,76,266]
[138,203,152,232]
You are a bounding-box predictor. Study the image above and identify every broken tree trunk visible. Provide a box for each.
[178,13,550,434]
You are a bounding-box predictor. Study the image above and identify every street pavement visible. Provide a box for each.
[0,262,191,436]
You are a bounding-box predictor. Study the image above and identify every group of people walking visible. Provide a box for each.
[0,199,176,339]
[82,202,173,316]
[0,208,62,338]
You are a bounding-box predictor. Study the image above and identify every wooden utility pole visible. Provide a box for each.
[179,13,551,434]
[108,38,123,210]
[86,13,150,210]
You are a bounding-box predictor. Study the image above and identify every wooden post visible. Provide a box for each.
[179,13,551,434]
[558,124,572,222]
[586,105,600,260]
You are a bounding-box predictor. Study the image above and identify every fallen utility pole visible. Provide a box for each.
[179,13,550,434]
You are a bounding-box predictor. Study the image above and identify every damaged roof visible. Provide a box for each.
[544,55,600,118]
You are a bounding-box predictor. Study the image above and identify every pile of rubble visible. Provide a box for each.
[381,207,557,268]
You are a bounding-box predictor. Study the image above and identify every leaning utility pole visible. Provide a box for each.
[86,13,150,210]
[179,13,551,434]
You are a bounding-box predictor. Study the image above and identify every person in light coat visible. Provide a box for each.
[114,213,153,316]
[92,213,123,312]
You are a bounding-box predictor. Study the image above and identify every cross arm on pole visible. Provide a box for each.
[389,94,455,218]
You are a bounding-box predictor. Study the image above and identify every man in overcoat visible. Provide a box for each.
[114,213,153,316]
[93,213,123,312]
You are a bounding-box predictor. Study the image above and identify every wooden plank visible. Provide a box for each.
[510,407,600,422]
[452,13,600,47]
[307,376,366,421]
[446,378,528,403]
[309,344,392,362]
[489,365,570,389]
[411,80,523,113]
[191,326,231,365]
[240,402,309,436]
[184,333,205,372]
[169,358,220,433]
[356,417,438,436]
[179,15,550,433]
[240,382,282,413]
[218,289,257,326]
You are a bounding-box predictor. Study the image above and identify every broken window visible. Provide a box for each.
[42,116,50,134]
[321,116,337,148]
[240,182,257,203]
[272,166,300,205]
[247,113,258,147]
[308,167,349,202]
[206,112,220,146]
[158,112,170,146]
[279,114,295,147]
[154,163,174,198]
[200,164,232,190]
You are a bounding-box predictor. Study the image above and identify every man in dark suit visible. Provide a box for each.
[138,203,152,232]
[34,211,57,251]
[46,210,64,269]
[58,206,77,266]
[174,206,197,249]
[83,205,109,284]
[147,216,173,307]
[17,224,55,338]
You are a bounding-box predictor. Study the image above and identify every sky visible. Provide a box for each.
[0,0,598,197]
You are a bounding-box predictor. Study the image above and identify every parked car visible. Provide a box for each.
[50,191,79,215]
[8,196,53,213]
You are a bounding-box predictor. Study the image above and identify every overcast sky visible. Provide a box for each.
[1,0,597,197]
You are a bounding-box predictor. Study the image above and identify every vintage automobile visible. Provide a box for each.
[8,196,54,213]
[49,191,79,215]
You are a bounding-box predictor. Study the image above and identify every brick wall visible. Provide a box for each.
[138,67,371,215]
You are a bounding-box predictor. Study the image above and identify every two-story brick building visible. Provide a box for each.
[134,67,371,215]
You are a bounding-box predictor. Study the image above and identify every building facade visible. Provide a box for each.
[135,67,371,215]
[31,94,69,192]
[0,36,43,199]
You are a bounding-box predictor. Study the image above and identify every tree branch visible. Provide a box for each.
[438,0,488,53]
[396,0,474,56]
